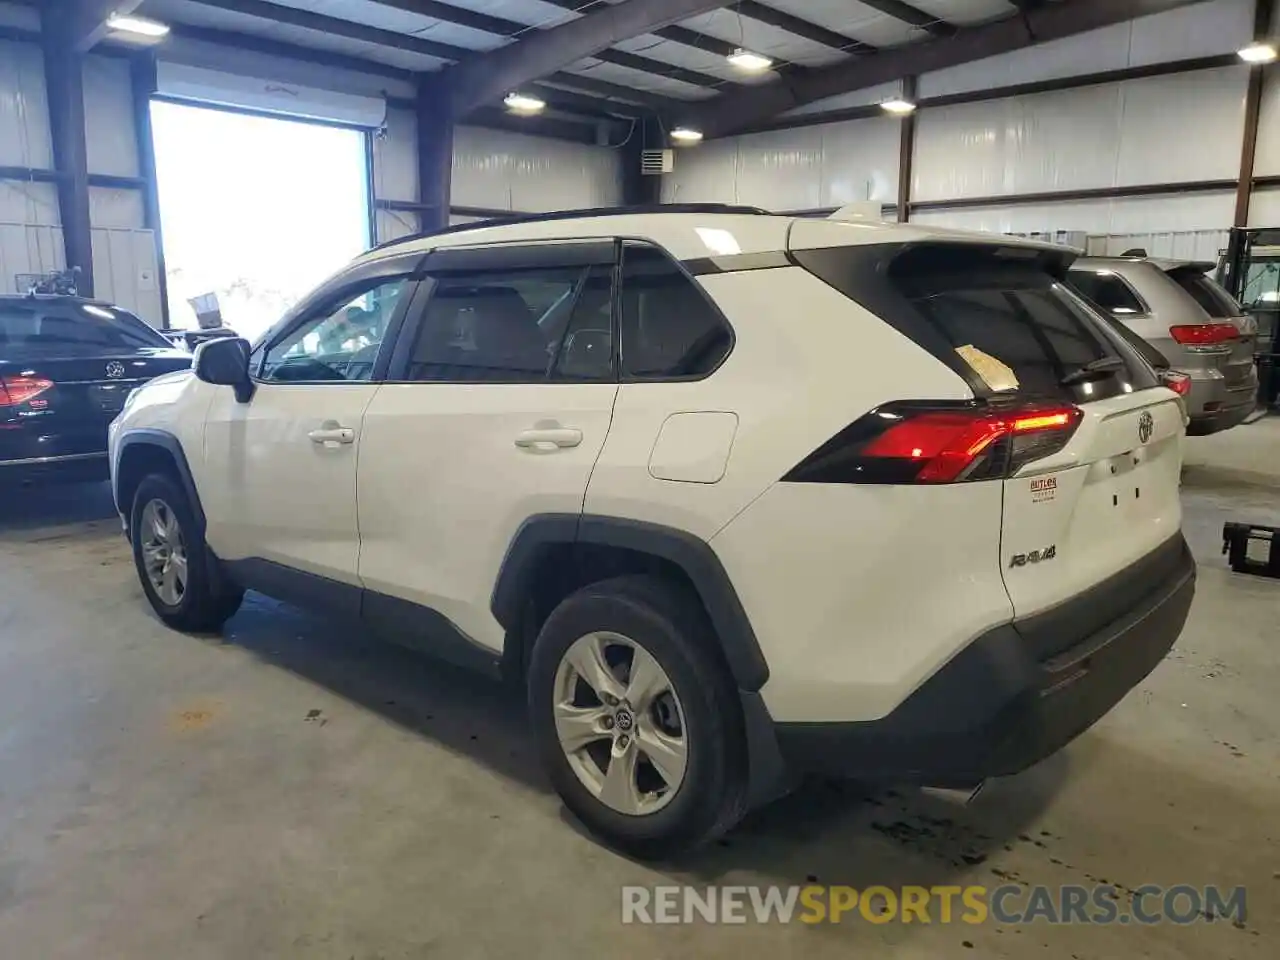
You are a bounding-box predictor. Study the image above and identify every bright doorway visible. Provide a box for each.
[150,100,371,342]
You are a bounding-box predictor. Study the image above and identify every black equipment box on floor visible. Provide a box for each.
[1222,522,1280,578]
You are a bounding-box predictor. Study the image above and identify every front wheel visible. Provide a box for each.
[528,576,748,859]
[131,473,243,632]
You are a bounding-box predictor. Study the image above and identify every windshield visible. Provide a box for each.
[0,302,172,358]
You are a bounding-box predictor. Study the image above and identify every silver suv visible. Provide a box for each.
[1068,257,1258,434]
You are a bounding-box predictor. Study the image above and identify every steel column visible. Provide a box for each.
[41,0,94,296]
[417,78,455,234]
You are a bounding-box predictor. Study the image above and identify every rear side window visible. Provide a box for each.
[1066,271,1147,316]
[619,243,732,380]
[0,303,170,356]
[1168,269,1241,319]
[794,243,1159,404]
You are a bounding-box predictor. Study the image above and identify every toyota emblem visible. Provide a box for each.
[1138,411,1154,444]
[105,361,126,379]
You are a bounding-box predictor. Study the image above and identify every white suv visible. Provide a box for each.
[110,206,1196,858]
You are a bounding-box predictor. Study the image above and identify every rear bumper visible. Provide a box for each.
[1185,369,1258,434]
[769,536,1195,784]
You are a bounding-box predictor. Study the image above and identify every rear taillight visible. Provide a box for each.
[785,401,1083,485]
[0,374,54,407]
[1169,323,1238,347]
[1160,370,1192,396]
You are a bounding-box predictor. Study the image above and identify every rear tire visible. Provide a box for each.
[528,575,748,859]
[130,473,243,632]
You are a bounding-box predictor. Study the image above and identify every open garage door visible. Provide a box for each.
[150,65,381,341]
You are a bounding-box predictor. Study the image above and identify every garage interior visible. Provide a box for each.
[1,0,1279,957]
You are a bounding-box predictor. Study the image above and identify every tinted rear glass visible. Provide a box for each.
[0,302,170,357]
[1066,270,1147,316]
[794,243,1159,404]
[1168,269,1241,319]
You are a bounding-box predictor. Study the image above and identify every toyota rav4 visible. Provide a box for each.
[109,205,1196,858]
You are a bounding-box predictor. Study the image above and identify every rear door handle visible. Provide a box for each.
[514,427,583,451]
[308,422,356,447]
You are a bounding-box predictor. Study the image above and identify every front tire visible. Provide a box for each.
[528,575,748,859]
[130,473,243,632]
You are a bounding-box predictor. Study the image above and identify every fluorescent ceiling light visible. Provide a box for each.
[670,127,703,144]
[1238,42,1278,63]
[105,14,170,38]
[880,98,917,115]
[503,93,546,115]
[727,49,773,73]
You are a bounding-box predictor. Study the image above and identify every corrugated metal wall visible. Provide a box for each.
[373,109,623,242]
[664,0,1267,238]
[0,36,161,321]
[660,115,899,210]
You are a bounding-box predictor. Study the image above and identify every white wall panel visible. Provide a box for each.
[1253,64,1280,176]
[375,208,419,245]
[920,0,1253,98]
[0,222,64,294]
[0,39,52,169]
[1248,189,1280,227]
[662,115,898,210]
[0,1,39,29]
[451,127,620,213]
[911,190,1236,238]
[83,55,139,177]
[373,107,417,203]
[914,67,1247,202]
[784,81,904,118]
[157,35,416,101]
[89,187,145,230]
[0,181,59,225]
[91,227,162,325]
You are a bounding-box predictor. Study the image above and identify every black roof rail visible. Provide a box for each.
[370,203,774,253]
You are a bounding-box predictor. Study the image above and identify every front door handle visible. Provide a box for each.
[308,422,356,447]
[514,427,583,451]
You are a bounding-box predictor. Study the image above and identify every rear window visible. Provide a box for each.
[794,242,1160,404]
[1066,270,1147,316]
[1168,269,1241,319]
[0,302,170,357]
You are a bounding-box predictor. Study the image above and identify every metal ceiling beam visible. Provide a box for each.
[71,0,144,51]
[856,0,956,38]
[682,0,1216,137]
[364,0,529,38]
[445,0,729,114]
[543,72,689,115]
[735,0,876,53]
[186,0,471,60]
[165,22,416,81]
[591,48,723,89]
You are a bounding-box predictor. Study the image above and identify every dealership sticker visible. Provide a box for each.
[1030,477,1058,503]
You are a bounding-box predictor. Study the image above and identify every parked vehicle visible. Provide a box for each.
[1,295,191,486]
[1067,256,1258,434]
[110,206,1195,857]
[1216,226,1279,407]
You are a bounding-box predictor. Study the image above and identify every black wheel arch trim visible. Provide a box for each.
[491,514,770,693]
[114,428,206,532]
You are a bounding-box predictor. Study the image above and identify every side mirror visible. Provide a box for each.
[194,336,255,403]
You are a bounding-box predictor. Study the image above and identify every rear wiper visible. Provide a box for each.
[1060,356,1125,386]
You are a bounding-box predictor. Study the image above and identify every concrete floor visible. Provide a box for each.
[1,423,1278,960]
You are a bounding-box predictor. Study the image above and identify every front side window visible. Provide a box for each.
[619,243,732,380]
[260,278,408,382]
[406,265,590,383]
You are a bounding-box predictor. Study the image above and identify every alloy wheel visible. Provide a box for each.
[552,631,688,816]
[140,498,188,607]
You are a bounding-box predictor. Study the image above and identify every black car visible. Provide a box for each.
[1,295,192,486]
